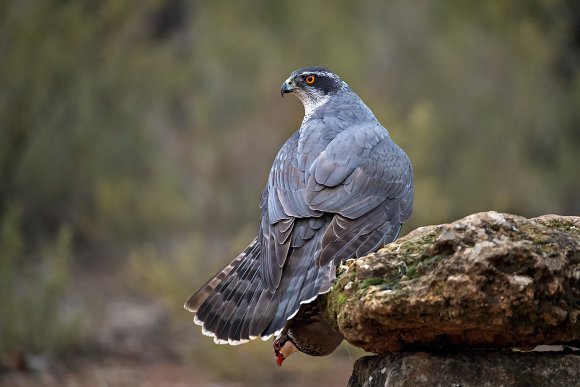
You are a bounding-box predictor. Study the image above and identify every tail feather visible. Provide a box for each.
[262,261,309,335]
[262,237,324,336]
[282,248,317,320]
[195,242,257,325]
[184,238,258,313]
[208,253,260,340]
[187,239,268,344]
[277,243,317,320]
[301,257,328,304]
[227,272,263,342]
[187,211,369,344]
[215,245,269,341]
[289,252,330,322]
[247,289,280,338]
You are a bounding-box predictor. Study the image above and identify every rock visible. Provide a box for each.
[323,212,580,353]
[347,351,580,387]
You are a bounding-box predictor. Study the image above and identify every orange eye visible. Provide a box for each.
[305,75,315,85]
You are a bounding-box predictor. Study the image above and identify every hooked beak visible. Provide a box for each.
[280,78,294,97]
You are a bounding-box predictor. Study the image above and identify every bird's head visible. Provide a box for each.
[273,336,298,367]
[281,67,346,118]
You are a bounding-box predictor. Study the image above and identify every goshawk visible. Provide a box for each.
[185,66,413,365]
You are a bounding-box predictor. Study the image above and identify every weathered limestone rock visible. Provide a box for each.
[323,212,580,353]
[347,351,580,387]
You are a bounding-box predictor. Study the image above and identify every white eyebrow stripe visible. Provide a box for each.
[300,71,335,78]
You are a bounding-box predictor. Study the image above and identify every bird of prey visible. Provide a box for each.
[185,66,413,365]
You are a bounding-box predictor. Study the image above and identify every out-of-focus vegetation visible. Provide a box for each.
[0,206,80,355]
[1,0,579,384]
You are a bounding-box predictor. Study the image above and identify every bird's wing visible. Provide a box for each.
[303,123,413,266]
[260,122,412,292]
[257,120,412,336]
[259,131,324,291]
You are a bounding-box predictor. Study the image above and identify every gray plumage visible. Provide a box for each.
[185,66,413,348]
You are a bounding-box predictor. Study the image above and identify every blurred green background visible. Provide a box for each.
[1,0,579,386]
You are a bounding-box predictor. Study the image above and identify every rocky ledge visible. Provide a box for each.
[320,212,580,386]
[323,212,580,354]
